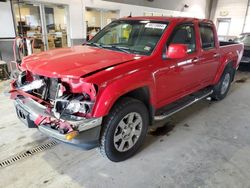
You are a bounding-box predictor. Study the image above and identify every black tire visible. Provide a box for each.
[99,97,149,162]
[211,65,234,100]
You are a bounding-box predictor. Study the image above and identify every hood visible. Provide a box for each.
[22,45,139,78]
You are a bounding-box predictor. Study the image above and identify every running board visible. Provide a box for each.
[154,88,213,121]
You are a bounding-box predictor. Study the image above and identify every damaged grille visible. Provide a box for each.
[48,78,58,99]
[33,77,59,101]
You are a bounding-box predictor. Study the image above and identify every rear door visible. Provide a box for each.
[196,23,220,84]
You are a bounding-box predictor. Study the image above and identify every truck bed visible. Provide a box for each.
[219,41,239,46]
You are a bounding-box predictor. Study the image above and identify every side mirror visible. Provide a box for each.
[166,44,188,59]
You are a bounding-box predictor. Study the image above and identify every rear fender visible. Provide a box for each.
[212,52,236,85]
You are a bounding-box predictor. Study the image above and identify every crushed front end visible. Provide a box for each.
[10,70,102,149]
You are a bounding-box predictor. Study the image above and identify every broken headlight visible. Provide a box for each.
[53,96,94,120]
[65,100,93,114]
[19,79,45,92]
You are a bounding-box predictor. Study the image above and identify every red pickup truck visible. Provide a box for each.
[10,17,243,162]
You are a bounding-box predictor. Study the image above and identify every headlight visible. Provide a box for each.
[66,100,85,114]
[19,79,45,92]
[65,100,93,115]
[53,98,94,118]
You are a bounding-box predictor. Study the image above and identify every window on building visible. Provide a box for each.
[243,3,250,33]
[85,8,119,41]
[217,18,231,36]
[13,1,69,52]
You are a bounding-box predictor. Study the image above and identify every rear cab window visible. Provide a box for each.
[199,24,216,50]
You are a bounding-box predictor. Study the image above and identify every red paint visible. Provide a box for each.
[21,46,137,79]
[167,44,188,59]
[11,17,244,118]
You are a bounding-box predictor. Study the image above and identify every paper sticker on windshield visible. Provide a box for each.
[144,46,151,51]
[145,23,167,30]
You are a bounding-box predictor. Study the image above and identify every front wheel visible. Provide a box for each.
[211,65,234,100]
[99,97,149,162]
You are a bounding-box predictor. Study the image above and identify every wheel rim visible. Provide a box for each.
[221,73,230,95]
[113,112,143,152]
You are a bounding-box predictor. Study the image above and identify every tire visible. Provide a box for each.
[211,65,234,100]
[99,97,149,162]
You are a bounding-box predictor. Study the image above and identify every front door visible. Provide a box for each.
[155,23,201,107]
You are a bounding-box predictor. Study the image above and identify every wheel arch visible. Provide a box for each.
[92,86,155,126]
[213,58,236,85]
[115,87,155,126]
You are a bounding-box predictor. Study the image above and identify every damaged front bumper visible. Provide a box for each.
[14,96,102,149]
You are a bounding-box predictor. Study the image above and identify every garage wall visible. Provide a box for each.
[102,0,212,18]
[0,0,212,60]
[83,0,211,39]
[212,0,249,37]
[0,1,16,38]
[1,0,211,42]
[0,1,16,63]
[35,0,84,44]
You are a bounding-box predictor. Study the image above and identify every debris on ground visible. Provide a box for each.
[235,77,248,83]
[148,122,175,136]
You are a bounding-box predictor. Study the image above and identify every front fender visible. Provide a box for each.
[91,70,156,117]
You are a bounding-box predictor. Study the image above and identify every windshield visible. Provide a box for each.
[234,34,250,46]
[88,20,168,55]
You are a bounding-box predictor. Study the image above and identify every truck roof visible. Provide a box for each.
[121,16,213,24]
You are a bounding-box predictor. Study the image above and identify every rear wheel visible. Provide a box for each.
[211,65,234,100]
[99,97,149,162]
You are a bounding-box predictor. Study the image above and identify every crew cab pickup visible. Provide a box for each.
[10,17,244,162]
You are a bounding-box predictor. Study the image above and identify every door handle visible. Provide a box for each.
[213,53,220,58]
[192,57,200,63]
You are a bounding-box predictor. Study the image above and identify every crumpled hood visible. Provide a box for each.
[22,45,138,78]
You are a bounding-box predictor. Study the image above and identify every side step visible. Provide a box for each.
[154,88,213,121]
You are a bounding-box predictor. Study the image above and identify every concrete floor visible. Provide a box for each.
[0,67,250,188]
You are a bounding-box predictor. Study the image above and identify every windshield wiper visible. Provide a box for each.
[86,42,131,54]
[101,45,131,54]
[85,42,103,48]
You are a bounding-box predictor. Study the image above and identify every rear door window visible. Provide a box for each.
[199,24,215,50]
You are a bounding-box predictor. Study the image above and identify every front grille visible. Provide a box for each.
[32,76,58,101]
[48,78,58,100]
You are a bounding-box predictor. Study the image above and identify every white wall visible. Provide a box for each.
[0,1,15,38]
[1,0,210,40]
[84,0,209,18]
[37,0,84,39]
[212,0,249,36]
[83,0,210,38]
[103,0,211,18]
